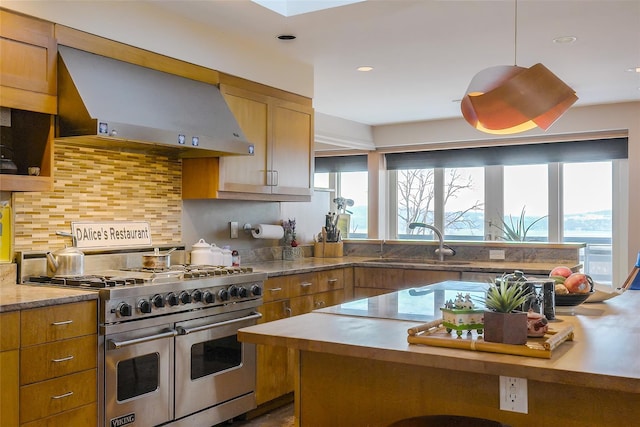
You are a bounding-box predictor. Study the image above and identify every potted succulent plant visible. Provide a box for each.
[482,277,531,345]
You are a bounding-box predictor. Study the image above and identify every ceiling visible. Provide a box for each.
[149,0,639,127]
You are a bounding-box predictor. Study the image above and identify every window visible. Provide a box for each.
[563,161,612,283]
[337,171,368,238]
[503,164,548,241]
[444,167,484,240]
[397,168,435,236]
[314,156,368,238]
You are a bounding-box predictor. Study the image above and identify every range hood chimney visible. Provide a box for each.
[56,46,254,157]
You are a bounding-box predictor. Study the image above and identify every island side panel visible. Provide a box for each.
[298,350,640,427]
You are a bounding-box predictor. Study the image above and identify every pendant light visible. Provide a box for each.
[461,0,578,134]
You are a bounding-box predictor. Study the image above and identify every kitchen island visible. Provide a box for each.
[238,281,640,427]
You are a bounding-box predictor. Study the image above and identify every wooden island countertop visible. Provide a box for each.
[239,281,640,427]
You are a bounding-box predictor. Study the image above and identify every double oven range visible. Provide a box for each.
[19,250,266,427]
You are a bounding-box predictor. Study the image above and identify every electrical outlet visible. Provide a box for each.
[500,376,528,413]
[230,221,239,239]
[490,249,506,260]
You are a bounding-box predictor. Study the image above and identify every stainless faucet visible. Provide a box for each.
[408,222,453,262]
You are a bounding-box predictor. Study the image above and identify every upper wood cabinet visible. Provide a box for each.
[183,75,314,202]
[0,9,57,114]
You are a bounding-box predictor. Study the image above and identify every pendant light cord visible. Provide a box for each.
[514,0,518,65]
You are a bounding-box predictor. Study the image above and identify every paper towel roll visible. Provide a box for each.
[251,224,285,240]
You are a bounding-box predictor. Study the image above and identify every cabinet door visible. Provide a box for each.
[0,10,57,114]
[256,299,292,405]
[270,99,313,197]
[217,84,270,194]
[0,349,19,427]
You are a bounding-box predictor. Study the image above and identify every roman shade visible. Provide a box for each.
[385,138,627,170]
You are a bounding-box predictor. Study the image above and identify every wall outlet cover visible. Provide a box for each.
[489,249,506,260]
[230,221,239,239]
[499,376,528,414]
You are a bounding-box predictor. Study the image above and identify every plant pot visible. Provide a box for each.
[483,311,528,345]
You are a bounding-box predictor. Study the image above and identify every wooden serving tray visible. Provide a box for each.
[407,319,574,359]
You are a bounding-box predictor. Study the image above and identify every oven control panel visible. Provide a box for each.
[103,280,263,324]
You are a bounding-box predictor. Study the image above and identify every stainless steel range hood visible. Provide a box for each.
[56,46,254,158]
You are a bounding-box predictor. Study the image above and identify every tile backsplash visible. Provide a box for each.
[12,142,182,252]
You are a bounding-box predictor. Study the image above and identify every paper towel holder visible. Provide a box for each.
[243,223,257,233]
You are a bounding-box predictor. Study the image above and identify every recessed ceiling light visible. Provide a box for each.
[626,67,640,73]
[553,36,577,44]
[277,34,296,41]
[357,66,373,72]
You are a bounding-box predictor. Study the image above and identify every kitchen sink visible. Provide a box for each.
[363,258,471,266]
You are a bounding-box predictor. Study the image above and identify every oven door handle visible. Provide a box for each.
[107,329,178,349]
[177,312,263,335]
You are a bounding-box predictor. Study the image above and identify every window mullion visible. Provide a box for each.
[484,166,503,240]
[434,168,444,231]
[548,163,562,242]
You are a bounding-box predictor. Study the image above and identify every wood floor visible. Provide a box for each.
[215,402,295,427]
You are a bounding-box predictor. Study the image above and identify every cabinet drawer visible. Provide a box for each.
[313,289,345,310]
[20,335,97,385]
[287,272,317,298]
[20,369,96,423]
[262,276,291,302]
[21,403,97,427]
[0,311,20,351]
[316,269,345,293]
[21,301,97,346]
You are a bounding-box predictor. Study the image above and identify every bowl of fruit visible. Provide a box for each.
[549,266,594,306]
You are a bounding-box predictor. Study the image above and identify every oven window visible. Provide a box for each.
[191,334,242,380]
[117,353,159,401]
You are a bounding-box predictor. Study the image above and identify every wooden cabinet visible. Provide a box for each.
[256,268,347,405]
[182,75,313,202]
[0,9,57,114]
[0,311,20,427]
[354,267,461,299]
[18,301,97,426]
[0,9,55,192]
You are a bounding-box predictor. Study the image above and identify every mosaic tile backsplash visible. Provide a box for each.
[12,142,182,252]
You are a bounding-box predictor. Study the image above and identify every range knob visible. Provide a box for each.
[250,284,262,296]
[203,291,215,304]
[116,302,132,317]
[166,292,179,306]
[179,291,192,304]
[228,285,238,297]
[238,286,248,298]
[218,289,230,301]
[152,294,165,308]
[191,289,202,302]
[137,299,152,314]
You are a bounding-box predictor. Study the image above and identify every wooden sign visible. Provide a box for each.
[71,221,152,249]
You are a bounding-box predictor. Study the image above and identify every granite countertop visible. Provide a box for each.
[0,283,98,312]
[248,256,575,277]
[239,280,640,393]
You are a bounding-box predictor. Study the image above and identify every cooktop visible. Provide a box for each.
[316,281,489,323]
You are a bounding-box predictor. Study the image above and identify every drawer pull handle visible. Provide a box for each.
[300,282,312,288]
[327,278,338,284]
[52,320,73,326]
[284,307,292,317]
[52,355,74,363]
[51,391,74,400]
[269,287,283,292]
[315,301,326,307]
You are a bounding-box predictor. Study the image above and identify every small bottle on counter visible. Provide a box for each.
[232,250,240,267]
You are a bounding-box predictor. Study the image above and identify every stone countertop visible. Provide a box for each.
[0,283,98,312]
[248,256,576,277]
[239,281,640,394]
